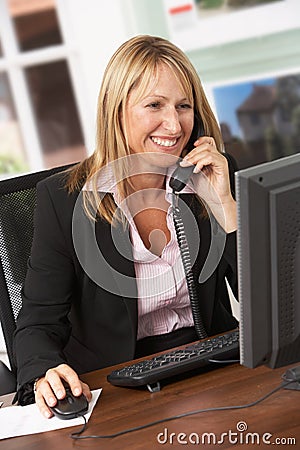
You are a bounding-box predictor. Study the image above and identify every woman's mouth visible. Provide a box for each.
[151,137,178,148]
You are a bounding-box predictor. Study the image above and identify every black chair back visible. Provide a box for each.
[0,164,74,376]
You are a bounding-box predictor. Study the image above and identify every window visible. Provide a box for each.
[0,0,88,177]
[0,71,27,174]
[10,0,63,52]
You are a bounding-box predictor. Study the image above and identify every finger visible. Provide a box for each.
[57,364,84,397]
[35,378,56,418]
[186,149,227,170]
[194,136,215,148]
[183,143,219,165]
[45,364,82,399]
[81,382,92,402]
[184,151,218,173]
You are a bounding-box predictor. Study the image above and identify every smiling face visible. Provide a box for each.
[121,63,194,167]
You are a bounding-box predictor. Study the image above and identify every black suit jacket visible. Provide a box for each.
[14,155,238,397]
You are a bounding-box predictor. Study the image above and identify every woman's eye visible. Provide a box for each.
[178,103,192,109]
[147,102,160,109]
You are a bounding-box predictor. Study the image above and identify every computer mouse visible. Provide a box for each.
[50,388,89,420]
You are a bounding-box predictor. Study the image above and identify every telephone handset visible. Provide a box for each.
[169,114,204,192]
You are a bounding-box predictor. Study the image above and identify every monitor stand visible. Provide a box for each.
[283,366,300,391]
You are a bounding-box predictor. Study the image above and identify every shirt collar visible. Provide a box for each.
[83,163,194,195]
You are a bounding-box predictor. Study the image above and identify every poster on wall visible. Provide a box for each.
[163,0,198,32]
[164,0,294,50]
[195,0,285,20]
[213,72,300,169]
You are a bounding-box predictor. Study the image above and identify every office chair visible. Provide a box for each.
[0,163,75,395]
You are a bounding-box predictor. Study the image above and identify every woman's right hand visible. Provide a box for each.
[34,363,92,418]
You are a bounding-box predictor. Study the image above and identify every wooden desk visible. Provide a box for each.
[1,361,299,449]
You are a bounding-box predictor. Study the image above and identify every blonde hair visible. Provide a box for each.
[66,35,223,223]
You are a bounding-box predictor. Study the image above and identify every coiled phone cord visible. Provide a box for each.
[172,193,207,339]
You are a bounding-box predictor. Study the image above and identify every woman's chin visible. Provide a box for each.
[136,151,180,168]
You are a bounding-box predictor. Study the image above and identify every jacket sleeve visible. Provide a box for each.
[13,177,76,404]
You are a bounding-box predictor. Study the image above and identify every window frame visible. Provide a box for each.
[0,0,93,174]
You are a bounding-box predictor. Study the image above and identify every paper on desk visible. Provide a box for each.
[0,388,102,440]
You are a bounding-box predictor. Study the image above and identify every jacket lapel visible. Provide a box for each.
[94,218,138,333]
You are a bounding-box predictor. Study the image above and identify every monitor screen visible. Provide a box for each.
[235,153,300,369]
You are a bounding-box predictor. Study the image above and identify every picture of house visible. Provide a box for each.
[214,74,300,169]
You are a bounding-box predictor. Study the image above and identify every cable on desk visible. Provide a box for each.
[69,379,294,440]
[208,358,240,364]
[70,414,88,438]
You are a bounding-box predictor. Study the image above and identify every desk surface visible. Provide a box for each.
[1,360,299,449]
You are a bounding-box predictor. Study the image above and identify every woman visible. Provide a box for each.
[13,35,238,417]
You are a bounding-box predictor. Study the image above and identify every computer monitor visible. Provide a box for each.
[235,153,300,369]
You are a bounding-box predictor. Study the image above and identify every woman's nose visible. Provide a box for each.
[162,108,181,134]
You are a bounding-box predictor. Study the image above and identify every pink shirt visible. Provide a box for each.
[84,166,194,340]
[129,194,194,340]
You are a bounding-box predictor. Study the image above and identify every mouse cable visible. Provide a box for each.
[70,377,294,440]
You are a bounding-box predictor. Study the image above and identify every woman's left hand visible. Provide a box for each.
[180,136,237,233]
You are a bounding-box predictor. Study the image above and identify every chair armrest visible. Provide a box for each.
[0,360,16,395]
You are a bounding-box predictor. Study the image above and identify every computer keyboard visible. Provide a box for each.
[107,329,239,392]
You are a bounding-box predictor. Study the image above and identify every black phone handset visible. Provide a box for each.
[169,115,208,339]
[169,114,204,192]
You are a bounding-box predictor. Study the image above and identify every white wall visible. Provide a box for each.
[0,323,9,368]
[56,0,134,151]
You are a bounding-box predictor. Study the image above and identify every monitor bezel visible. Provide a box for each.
[235,153,300,369]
